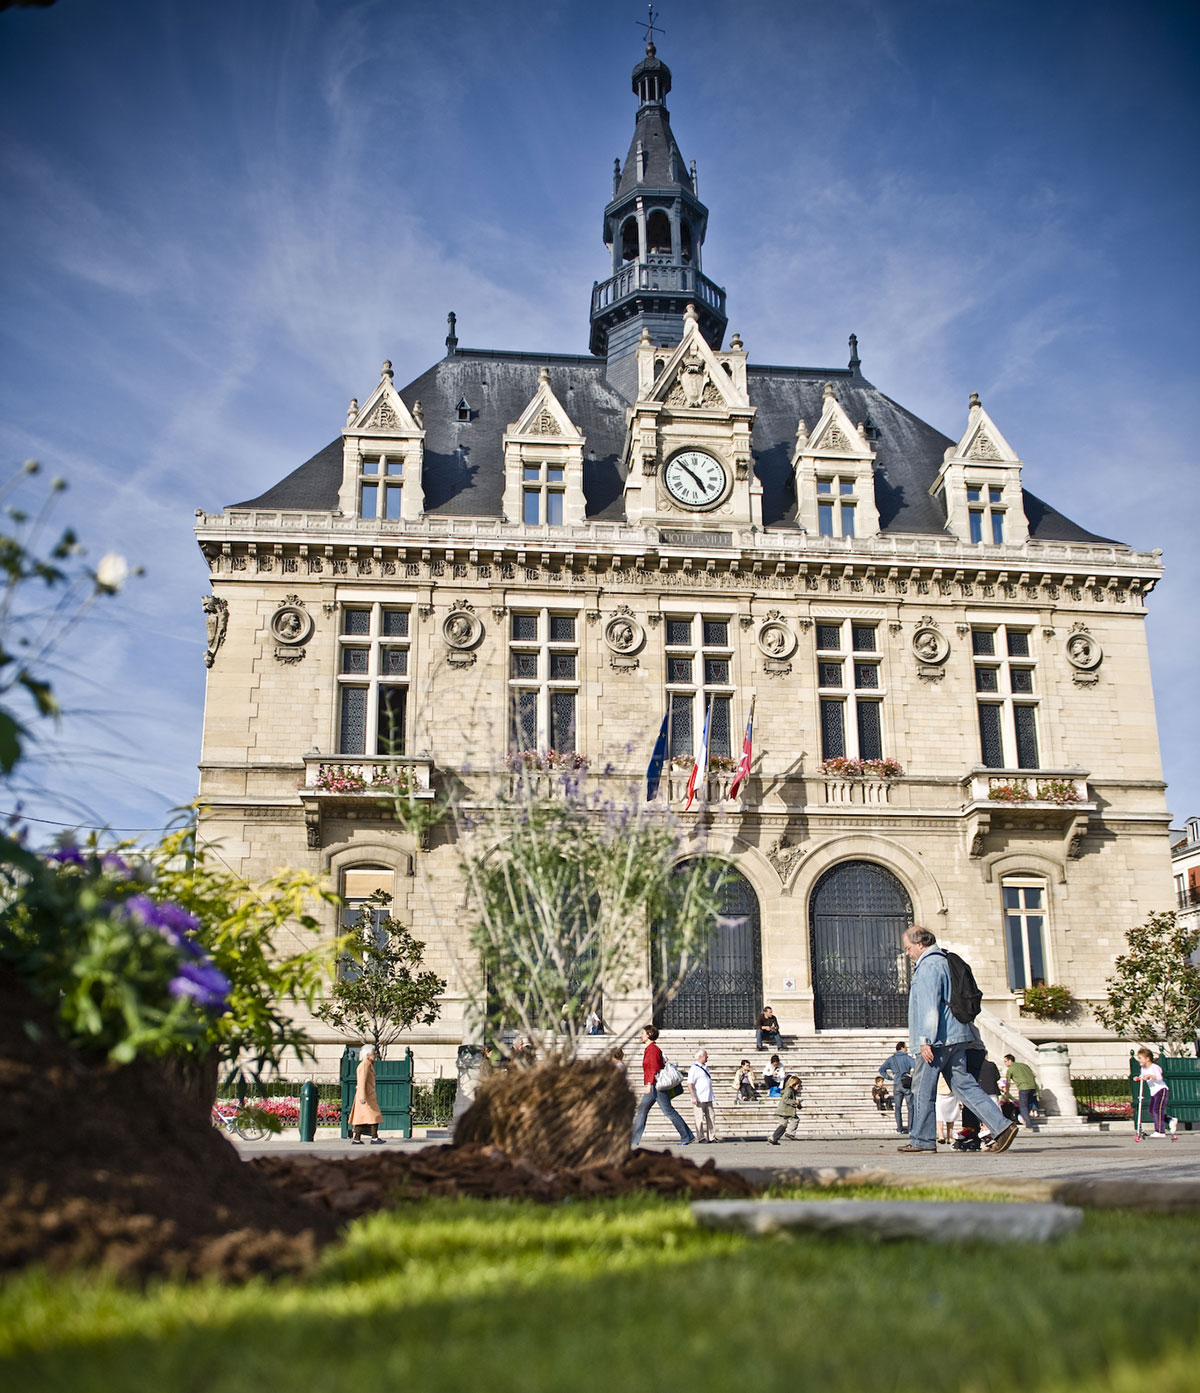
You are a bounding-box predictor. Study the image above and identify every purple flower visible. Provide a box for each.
[168,959,231,1011]
[101,853,129,875]
[122,895,203,953]
[50,842,85,865]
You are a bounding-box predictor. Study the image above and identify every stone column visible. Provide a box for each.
[1034,1042,1079,1118]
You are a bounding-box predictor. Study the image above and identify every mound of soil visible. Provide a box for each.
[0,971,337,1283]
[452,1057,636,1169]
[252,1142,761,1217]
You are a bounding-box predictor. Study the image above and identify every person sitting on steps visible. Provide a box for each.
[756,1005,781,1052]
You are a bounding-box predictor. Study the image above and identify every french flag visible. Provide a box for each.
[685,702,713,811]
[729,697,755,800]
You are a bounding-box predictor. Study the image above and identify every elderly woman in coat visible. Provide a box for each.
[350,1044,385,1145]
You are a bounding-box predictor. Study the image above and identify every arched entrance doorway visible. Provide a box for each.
[654,863,762,1030]
[809,861,912,1029]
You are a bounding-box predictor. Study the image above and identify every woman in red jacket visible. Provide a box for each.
[631,1025,695,1148]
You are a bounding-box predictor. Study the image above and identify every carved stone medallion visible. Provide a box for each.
[756,620,796,661]
[443,606,483,651]
[271,596,313,662]
[603,609,644,657]
[1065,627,1102,672]
[911,625,950,665]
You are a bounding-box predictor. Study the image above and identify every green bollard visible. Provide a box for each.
[298,1080,318,1143]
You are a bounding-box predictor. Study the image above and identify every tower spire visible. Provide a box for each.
[589,38,727,390]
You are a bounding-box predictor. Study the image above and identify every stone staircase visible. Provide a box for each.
[578,1030,909,1142]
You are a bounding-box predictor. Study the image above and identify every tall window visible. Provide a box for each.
[509,610,579,752]
[967,484,1005,544]
[337,605,410,755]
[665,616,734,759]
[522,462,565,526]
[973,625,1038,768]
[1002,879,1048,989]
[815,620,884,760]
[816,474,858,539]
[357,453,403,521]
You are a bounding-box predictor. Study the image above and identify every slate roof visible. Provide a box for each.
[230,348,1114,546]
[614,103,693,202]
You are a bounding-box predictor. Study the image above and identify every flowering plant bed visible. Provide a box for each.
[503,749,589,772]
[987,780,1083,805]
[216,1096,341,1125]
[707,755,737,773]
[1018,983,1076,1019]
[306,766,415,794]
[818,757,903,778]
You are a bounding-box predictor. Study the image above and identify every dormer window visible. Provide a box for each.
[456,398,472,422]
[523,463,565,526]
[816,475,857,538]
[967,484,1005,544]
[358,454,403,521]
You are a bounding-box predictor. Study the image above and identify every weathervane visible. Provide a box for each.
[637,5,665,47]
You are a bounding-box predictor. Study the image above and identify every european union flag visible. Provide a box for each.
[645,710,669,801]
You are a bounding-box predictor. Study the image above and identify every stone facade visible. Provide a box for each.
[193,44,1171,1081]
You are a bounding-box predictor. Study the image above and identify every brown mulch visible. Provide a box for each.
[0,970,338,1284]
[0,974,758,1283]
[250,1142,761,1218]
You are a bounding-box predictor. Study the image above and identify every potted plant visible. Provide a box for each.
[1019,983,1076,1019]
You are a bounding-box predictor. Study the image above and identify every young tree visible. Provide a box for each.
[316,893,445,1056]
[459,775,728,1062]
[1095,911,1200,1056]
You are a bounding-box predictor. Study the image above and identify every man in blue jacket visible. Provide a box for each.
[899,926,1019,1155]
[879,1040,916,1134]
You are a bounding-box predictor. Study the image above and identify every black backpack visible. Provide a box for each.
[945,951,983,1023]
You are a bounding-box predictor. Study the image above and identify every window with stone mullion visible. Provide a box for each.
[972,624,1039,769]
[665,615,734,760]
[815,619,885,761]
[336,604,410,756]
[508,610,579,754]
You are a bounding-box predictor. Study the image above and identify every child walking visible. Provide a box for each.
[768,1075,803,1144]
[1136,1047,1178,1138]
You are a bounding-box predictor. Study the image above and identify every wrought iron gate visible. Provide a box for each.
[809,861,912,1029]
[654,866,762,1030]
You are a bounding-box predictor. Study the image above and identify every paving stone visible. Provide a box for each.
[691,1198,1083,1243]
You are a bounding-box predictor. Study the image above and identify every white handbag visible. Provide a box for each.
[655,1059,683,1091]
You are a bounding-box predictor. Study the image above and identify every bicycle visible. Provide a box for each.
[211,1102,269,1143]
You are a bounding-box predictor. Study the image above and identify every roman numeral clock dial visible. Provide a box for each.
[663,450,727,508]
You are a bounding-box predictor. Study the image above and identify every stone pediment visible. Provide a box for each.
[951,395,1021,466]
[507,368,584,442]
[799,384,874,460]
[647,311,747,412]
[349,367,422,437]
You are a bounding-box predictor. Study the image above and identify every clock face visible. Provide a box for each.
[663,450,727,508]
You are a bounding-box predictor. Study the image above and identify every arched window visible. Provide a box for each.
[646,209,671,255]
[653,862,761,1029]
[680,220,693,263]
[620,218,639,262]
[809,861,912,1029]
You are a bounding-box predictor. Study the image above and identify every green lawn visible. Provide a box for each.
[2,1188,1197,1393]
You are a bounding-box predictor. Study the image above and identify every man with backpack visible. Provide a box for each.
[898,926,1019,1155]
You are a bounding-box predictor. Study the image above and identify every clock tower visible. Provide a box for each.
[621,303,761,531]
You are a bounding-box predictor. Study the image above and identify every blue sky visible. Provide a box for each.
[1,0,1197,840]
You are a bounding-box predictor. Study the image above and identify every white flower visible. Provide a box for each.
[95,553,130,593]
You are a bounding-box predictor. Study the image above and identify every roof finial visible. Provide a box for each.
[445,311,458,355]
[848,333,861,372]
[637,4,664,53]
[613,157,620,195]
[346,398,358,424]
[969,391,981,410]
[823,381,836,399]
[538,366,551,385]
[381,359,393,381]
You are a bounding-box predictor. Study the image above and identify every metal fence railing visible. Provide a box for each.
[1072,1076,1133,1122]
[215,1073,458,1127]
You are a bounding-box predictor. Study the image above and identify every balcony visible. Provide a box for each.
[591,262,726,316]
[961,768,1094,859]
[299,754,435,848]
[821,777,895,806]
[665,766,737,807]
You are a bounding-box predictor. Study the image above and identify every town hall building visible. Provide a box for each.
[194,42,1171,1083]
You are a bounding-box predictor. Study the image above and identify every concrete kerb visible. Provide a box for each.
[731,1165,1200,1213]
